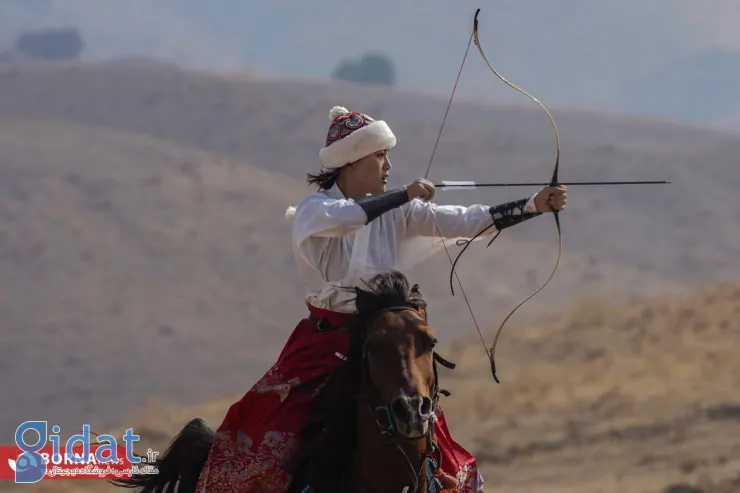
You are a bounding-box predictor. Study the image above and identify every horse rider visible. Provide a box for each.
[194,105,567,492]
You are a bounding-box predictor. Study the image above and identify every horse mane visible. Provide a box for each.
[350,270,427,320]
[287,271,426,493]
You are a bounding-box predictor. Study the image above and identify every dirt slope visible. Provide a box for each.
[1,61,739,287]
[0,119,307,438]
[5,281,739,493]
[440,281,740,493]
[0,118,678,441]
[0,61,738,491]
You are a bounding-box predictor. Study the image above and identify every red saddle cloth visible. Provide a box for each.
[194,305,483,492]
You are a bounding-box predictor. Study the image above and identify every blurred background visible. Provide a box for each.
[0,1,738,492]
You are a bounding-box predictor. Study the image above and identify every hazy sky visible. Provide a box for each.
[1,0,739,129]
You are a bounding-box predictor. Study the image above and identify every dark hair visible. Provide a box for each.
[306,168,341,190]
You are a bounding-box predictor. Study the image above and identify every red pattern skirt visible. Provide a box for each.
[194,305,483,493]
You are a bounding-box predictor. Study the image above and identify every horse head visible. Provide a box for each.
[355,277,438,440]
[349,271,457,492]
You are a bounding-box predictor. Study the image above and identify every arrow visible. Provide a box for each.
[435,180,672,190]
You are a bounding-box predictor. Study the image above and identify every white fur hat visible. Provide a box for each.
[318,106,396,169]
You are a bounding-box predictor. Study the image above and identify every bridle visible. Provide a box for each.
[356,305,456,493]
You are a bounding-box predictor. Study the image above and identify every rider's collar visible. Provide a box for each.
[323,182,346,200]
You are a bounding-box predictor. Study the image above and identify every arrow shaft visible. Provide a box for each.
[435,180,671,189]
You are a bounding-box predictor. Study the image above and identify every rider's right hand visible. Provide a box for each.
[405,178,436,202]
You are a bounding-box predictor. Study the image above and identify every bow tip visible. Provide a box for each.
[490,359,500,384]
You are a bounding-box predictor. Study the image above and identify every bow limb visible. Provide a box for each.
[472,9,561,171]
[472,8,563,383]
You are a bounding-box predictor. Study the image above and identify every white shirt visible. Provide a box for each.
[292,184,537,312]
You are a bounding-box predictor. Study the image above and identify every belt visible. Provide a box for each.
[307,313,340,331]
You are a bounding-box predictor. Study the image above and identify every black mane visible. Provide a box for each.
[287,271,426,493]
[351,270,427,320]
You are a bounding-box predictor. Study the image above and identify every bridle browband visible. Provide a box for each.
[357,304,456,493]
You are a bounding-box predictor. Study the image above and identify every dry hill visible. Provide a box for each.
[0,60,739,461]
[0,117,675,441]
[0,119,308,437]
[4,280,739,493]
[1,60,739,287]
[440,281,740,493]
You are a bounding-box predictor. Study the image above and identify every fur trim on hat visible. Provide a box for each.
[319,120,396,169]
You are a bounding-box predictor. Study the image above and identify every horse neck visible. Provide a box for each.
[345,402,428,493]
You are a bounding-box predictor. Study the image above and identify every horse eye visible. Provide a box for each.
[416,333,437,354]
[425,337,438,353]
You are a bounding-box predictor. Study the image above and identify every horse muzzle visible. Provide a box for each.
[386,394,434,439]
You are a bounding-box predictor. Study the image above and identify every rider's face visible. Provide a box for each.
[345,149,392,195]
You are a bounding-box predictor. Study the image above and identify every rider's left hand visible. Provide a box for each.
[534,185,567,213]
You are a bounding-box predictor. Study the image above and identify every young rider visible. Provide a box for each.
[194,106,567,492]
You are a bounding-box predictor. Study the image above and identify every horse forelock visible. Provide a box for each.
[349,271,427,323]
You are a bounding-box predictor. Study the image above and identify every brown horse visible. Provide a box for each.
[111,271,458,493]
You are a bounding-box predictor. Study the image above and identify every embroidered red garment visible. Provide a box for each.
[194,305,483,492]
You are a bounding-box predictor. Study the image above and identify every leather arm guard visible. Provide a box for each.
[355,187,409,224]
[489,197,541,230]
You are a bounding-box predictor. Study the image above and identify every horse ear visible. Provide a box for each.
[410,283,425,300]
[354,286,368,312]
[409,283,428,318]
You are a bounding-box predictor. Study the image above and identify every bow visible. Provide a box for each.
[423,8,562,383]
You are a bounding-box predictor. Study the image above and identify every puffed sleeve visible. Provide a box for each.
[403,194,539,238]
[292,193,368,241]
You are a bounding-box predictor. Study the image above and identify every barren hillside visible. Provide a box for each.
[0,60,739,465]
[1,61,738,287]
[440,281,740,493]
[0,118,677,440]
[5,281,739,493]
[0,119,308,437]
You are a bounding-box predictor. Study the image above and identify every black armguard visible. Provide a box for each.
[489,197,541,230]
[355,187,409,224]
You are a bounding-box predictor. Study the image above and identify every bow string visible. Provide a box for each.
[423,8,562,383]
